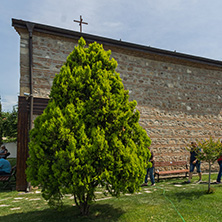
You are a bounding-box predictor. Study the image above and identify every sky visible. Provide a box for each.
[1,0,222,111]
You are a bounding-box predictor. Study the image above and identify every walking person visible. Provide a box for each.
[141,146,155,186]
[216,142,222,184]
[186,142,202,183]
[216,155,222,184]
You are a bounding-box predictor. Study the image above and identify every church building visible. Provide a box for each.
[12,18,222,191]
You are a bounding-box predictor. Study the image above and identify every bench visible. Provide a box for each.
[0,166,16,189]
[154,161,189,182]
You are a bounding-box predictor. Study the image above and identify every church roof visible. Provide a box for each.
[12,18,222,68]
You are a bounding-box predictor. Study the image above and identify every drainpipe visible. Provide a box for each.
[26,22,35,192]
[26,22,35,131]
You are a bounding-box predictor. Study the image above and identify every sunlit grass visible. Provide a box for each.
[0,173,222,221]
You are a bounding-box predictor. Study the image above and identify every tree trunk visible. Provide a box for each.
[80,202,90,215]
[74,193,90,216]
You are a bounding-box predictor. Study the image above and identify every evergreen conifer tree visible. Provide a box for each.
[26,38,151,215]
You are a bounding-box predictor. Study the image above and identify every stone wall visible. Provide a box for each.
[112,48,222,171]
[15,22,222,172]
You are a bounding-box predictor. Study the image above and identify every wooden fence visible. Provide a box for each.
[16,96,49,191]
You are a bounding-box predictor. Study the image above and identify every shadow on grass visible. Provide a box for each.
[198,181,222,185]
[0,182,16,192]
[168,189,206,202]
[0,203,125,222]
[171,180,222,186]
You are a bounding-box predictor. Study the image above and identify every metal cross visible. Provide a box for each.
[74,15,88,33]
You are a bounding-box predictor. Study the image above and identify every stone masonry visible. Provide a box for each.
[14,19,222,172]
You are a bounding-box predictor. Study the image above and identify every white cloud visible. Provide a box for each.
[1,0,222,112]
[1,95,18,112]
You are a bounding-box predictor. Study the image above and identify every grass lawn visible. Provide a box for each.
[7,158,16,167]
[0,173,222,222]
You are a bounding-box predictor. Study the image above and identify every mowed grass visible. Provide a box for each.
[7,158,16,167]
[0,173,222,222]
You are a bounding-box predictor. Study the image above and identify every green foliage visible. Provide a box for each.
[187,137,222,192]
[26,37,151,215]
[0,107,18,143]
[186,137,222,164]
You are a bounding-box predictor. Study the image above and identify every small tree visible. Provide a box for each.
[2,107,18,143]
[187,137,222,193]
[26,38,151,215]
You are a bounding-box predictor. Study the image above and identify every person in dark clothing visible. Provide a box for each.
[216,155,222,184]
[141,147,155,186]
[216,141,222,184]
[0,145,8,159]
[186,142,202,183]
